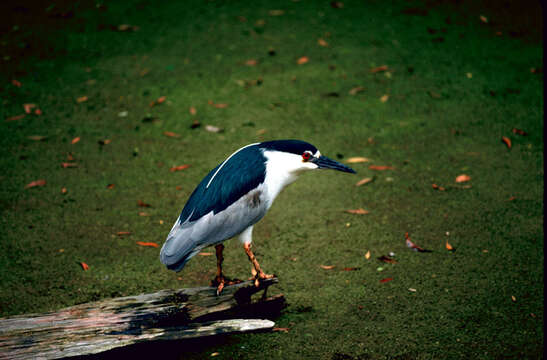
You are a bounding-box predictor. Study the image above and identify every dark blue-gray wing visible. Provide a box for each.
[160,144,266,271]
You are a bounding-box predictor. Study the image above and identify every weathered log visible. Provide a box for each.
[0,278,283,359]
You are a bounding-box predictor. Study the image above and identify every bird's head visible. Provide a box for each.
[260,140,356,176]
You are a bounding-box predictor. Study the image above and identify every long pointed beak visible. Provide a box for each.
[311,155,356,174]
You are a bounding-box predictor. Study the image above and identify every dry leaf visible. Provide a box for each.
[61,162,78,168]
[345,208,369,215]
[80,262,90,271]
[34,108,42,115]
[380,277,393,283]
[365,250,371,259]
[479,15,488,23]
[117,231,132,236]
[5,114,25,122]
[320,265,335,270]
[136,241,159,248]
[432,183,446,191]
[369,165,394,170]
[150,96,166,107]
[24,179,46,189]
[23,103,36,114]
[76,96,88,103]
[501,136,512,149]
[348,86,365,95]
[61,187,68,194]
[370,65,388,73]
[138,200,152,207]
[71,137,81,144]
[446,241,454,251]
[170,164,190,172]
[198,252,214,256]
[377,255,397,264]
[11,79,22,87]
[346,157,370,163]
[189,106,197,115]
[511,295,516,302]
[318,38,328,47]
[405,232,431,252]
[512,128,527,136]
[455,174,471,183]
[245,59,258,66]
[163,131,181,138]
[343,267,360,271]
[107,184,115,189]
[273,327,290,333]
[138,212,150,217]
[27,135,47,141]
[380,94,389,103]
[205,125,223,133]
[297,56,309,65]
[355,177,374,186]
[99,139,112,145]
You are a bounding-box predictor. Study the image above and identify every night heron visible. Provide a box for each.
[160,139,356,294]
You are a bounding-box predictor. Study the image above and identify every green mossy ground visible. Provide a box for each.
[0,1,543,359]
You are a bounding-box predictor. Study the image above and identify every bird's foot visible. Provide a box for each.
[249,272,275,287]
[211,275,242,295]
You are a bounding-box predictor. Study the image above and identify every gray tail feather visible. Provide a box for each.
[159,221,200,272]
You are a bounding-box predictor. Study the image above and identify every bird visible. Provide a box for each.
[160,139,356,294]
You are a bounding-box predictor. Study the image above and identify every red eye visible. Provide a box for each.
[302,151,311,161]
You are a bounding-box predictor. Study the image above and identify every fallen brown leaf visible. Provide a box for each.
[365,250,371,259]
[346,157,370,163]
[273,327,290,333]
[163,131,181,138]
[189,106,197,115]
[61,187,68,194]
[297,56,309,65]
[99,139,112,145]
[137,200,152,207]
[71,137,81,144]
[501,136,512,149]
[320,265,335,270]
[269,9,285,16]
[150,96,166,107]
[370,65,388,73]
[455,174,471,183]
[511,128,527,136]
[369,165,394,170]
[380,94,389,103]
[348,86,365,95]
[25,179,46,189]
[245,59,258,66]
[405,232,432,252]
[345,208,369,215]
[5,114,25,122]
[318,38,329,47]
[23,103,36,114]
[136,241,159,248]
[170,164,190,172]
[27,135,47,141]
[343,267,360,271]
[76,96,88,103]
[107,183,115,189]
[11,79,22,87]
[479,15,488,23]
[432,183,446,191]
[138,212,150,216]
[198,252,214,256]
[34,108,42,115]
[80,262,90,271]
[377,255,397,264]
[446,241,454,251]
[355,177,374,186]
[61,162,78,168]
[117,231,132,236]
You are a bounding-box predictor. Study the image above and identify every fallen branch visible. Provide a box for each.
[0,278,282,359]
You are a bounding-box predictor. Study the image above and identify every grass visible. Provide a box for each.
[0,0,543,359]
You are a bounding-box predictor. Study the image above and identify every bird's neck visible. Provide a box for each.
[262,151,303,206]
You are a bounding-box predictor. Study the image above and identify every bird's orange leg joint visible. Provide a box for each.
[243,243,274,286]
